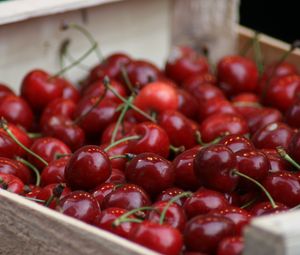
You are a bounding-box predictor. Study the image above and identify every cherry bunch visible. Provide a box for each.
[1,27,300,255]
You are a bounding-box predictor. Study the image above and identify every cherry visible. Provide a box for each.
[219,134,254,153]
[92,182,116,206]
[56,77,80,103]
[0,131,19,158]
[182,73,217,93]
[158,110,199,149]
[101,121,133,144]
[56,191,100,224]
[65,145,111,190]
[251,122,294,150]
[183,189,229,219]
[21,69,63,112]
[232,93,260,104]
[184,215,235,254]
[209,206,252,235]
[105,168,126,184]
[0,173,24,194]
[128,122,170,158]
[194,144,238,192]
[200,113,248,143]
[156,187,186,206]
[217,55,258,96]
[260,149,292,172]
[40,157,69,186]
[165,46,209,84]
[0,83,15,99]
[217,236,244,255]
[177,89,199,120]
[24,185,42,199]
[250,201,289,216]
[0,95,34,130]
[263,171,300,207]
[224,192,240,207]
[28,137,71,170]
[187,83,225,103]
[172,146,202,190]
[130,221,183,255]
[285,100,300,128]
[125,153,174,196]
[94,207,137,239]
[288,131,300,165]
[102,184,151,211]
[147,201,187,231]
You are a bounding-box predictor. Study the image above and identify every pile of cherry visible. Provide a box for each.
[1,39,300,255]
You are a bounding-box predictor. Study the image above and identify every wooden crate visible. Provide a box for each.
[0,1,300,255]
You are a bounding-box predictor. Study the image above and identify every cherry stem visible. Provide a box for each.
[103,76,157,123]
[105,135,140,152]
[169,145,185,154]
[232,170,277,209]
[62,23,103,62]
[195,131,226,147]
[232,102,262,108]
[55,153,72,160]
[120,65,136,95]
[0,118,48,167]
[110,95,134,144]
[240,197,257,209]
[113,206,155,226]
[109,153,135,161]
[276,147,300,170]
[27,132,43,139]
[16,157,41,186]
[44,183,65,207]
[159,192,192,225]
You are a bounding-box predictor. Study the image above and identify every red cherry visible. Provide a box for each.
[0,173,24,194]
[125,153,174,196]
[188,83,225,103]
[102,184,151,211]
[249,201,289,216]
[217,55,258,96]
[200,113,248,143]
[56,191,100,224]
[217,236,244,255]
[182,73,217,93]
[65,145,111,190]
[183,189,229,219]
[219,134,254,153]
[252,122,294,150]
[184,215,235,254]
[56,77,80,103]
[194,144,238,192]
[177,89,199,120]
[92,182,116,207]
[260,149,292,172]
[288,131,300,164]
[101,121,133,144]
[130,221,183,255]
[0,83,15,99]
[286,100,300,128]
[156,187,186,206]
[105,168,126,184]
[0,132,19,158]
[232,93,260,104]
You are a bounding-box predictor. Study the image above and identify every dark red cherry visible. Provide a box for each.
[102,184,151,211]
[219,134,254,153]
[0,132,19,159]
[184,215,235,254]
[128,122,170,158]
[92,183,116,207]
[187,83,225,103]
[252,122,294,150]
[158,110,199,149]
[65,145,111,190]
[194,144,238,192]
[125,153,174,196]
[217,236,244,255]
[0,173,24,194]
[156,187,186,206]
[286,100,300,128]
[56,191,100,224]
[232,93,260,104]
[249,201,289,216]
[105,168,126,184]
[182,73,217,93]
[183,189,229,219]
[100,121,133,144]
[217,55,258,96]
[263,171,300,207]
[177,89,199,120]
[130,221,183,255]
[0,83,15,99]
[260,148,292,172]
[28,137,71,170]
[288,131,300,164]
[200,113,248,143]
[56,77,80,103]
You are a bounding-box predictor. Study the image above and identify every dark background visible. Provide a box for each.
[240,1,298,44]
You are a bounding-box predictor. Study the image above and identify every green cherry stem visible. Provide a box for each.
[195,131,226,147]
[105,135,140,152]
[120,65,136,95]
[16,157,41,186]
[159,192,192,225]
[109,153,135,161]
[232,170,277,209]
[276,146,300,170]
[240,197,257,209]
[27,132,43,139]
[169,145,185,154]
[0,118,48,167]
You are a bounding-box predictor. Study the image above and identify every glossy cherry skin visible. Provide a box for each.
[288,131,300,164]
[92,183,116,207]
[183,189,229,219]
[251,122,294,150]
[182,73,217,93]
[0,95,34,130]
[128,122,170,158]
[102,184,151,211]
[286,100,300,128]
[0,173,24,194]
[264,74,300,112]
[187,83,225,103]
[0,132,19,159]
[147,201,187,232]
[249,201,289,216]
[172,146,202,190]
[158,110,199,149]
[209,206,252,235]
[217,55,258,96]
[177,89,199,120]
[94,207,137,239]
[217,236,244,255]
[200,113,249,143]
[105,168,126,184]
[219,134,254,153]
[0,83,15,99]
[232,93,260,104]
[130,221,183,255]
[263,171,300,207]
[40,157,69,186]
[0,157,33,184]
[100,121,133,144]
[184,215,235,254]
[156,187,186,206]
[165,46,209,84]
[125,153,174,196]
[65,145,111,190]
[56,191,100,224]
[21,69,63,112]
[56,77,80,103]
[194,145,238,192]
[260,149,292,172]
[28,137,71,170]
